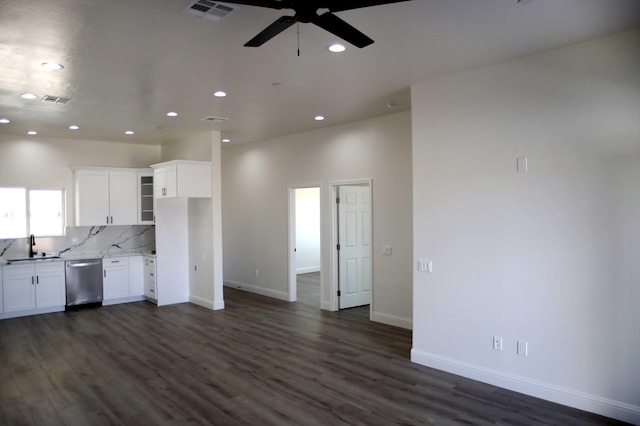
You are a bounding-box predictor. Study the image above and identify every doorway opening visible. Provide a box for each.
[288,185,321,307]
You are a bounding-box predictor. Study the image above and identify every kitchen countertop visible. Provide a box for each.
[0,251,154,265]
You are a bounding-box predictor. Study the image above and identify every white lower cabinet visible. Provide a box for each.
[2,262,65,313]
[143,255,157,301]
[103,257,129,300]
[102,255,145,304]
[129,255,144,297]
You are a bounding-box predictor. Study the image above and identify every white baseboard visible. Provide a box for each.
[0,305,64,320]
[296,266,321,274]
[371,311,413,330]
[224,280,289,301]
[189,294,225,311]
[189,294,213,309]
[410,349,640,425]
[102,295,145,306]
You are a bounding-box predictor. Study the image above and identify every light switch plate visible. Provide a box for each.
[517,156,528,172]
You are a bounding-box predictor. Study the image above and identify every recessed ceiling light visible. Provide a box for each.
[327,43,346,53]
[21,92,38,100]
[27,131,38,135]
[314,115,325,121]
[69,125,79,130]
[0,118,10,124]
[222,138,231,143]
[41,62,64,71]
[213,91,227,97]
[125,130,134,135]
[167,111,178,117]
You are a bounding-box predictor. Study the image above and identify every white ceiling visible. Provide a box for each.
[0,0,639,146]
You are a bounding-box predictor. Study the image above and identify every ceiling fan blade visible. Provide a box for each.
[220,0,286,10]
[245,15,297,47]
[312,12,374,48]
[326,0,412,13]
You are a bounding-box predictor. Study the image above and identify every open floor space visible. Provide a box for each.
[0,288,625,425]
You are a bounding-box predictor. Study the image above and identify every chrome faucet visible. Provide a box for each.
[28,234,37,258]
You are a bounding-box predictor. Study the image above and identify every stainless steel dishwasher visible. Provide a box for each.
[65,258,103,307]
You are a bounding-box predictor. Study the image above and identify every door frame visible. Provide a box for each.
[329,179,373,313]
[287,183,322,303]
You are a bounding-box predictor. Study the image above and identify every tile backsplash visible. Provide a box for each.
[0,225,155,259]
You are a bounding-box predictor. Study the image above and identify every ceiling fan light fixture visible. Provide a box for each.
[327,43,346,53]
[41,62,64,71]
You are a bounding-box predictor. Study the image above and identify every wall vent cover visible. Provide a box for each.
[201,116,229,122]
[42,95,72,105]
[182,1,237,22]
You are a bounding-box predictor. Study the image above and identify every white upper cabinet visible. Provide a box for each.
[108,171,138,225]
[137,171,155,224]
[74,169,110,226]
[151,160,211,199]
[73,167,149,226]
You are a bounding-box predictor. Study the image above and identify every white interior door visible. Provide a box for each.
[338,185,372,309]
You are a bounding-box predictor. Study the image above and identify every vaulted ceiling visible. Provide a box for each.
[0,0,639,145]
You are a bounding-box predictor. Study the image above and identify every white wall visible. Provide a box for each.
[0,134,161,225]
[222,111,413,328]
[411,30,640,423]
[295,187,320,274]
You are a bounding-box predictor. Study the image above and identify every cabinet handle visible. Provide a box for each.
[106,216,109,224]
[112,260,120,263]
[32,276,35,285]
[36,276,39,284]
[104,270,106,278]
[110,216,113,224]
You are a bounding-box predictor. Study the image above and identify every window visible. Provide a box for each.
[0,187,65,238]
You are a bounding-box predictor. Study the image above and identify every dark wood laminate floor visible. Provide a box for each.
[0,289,627,425]
[297,272,321,307]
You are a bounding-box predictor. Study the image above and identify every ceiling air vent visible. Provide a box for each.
[182,1,237,22]
[42,95,72,105]
[201,116,228,122]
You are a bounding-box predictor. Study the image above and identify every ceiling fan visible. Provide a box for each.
[221,0,412,48]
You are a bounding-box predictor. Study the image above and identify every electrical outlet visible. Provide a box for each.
[493,336,503,351]
[517,340,528,356]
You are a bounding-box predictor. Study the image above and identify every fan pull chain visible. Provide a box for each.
[297,23,300,57]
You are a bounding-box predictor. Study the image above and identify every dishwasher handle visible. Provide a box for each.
[67,261,102,268]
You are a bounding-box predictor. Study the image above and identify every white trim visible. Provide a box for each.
[410,349,640,425]
[0,305,64,320]
[189,295,224,310]
[102,295,145,306]
[225,280,289,301]
[371,311,412,330]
